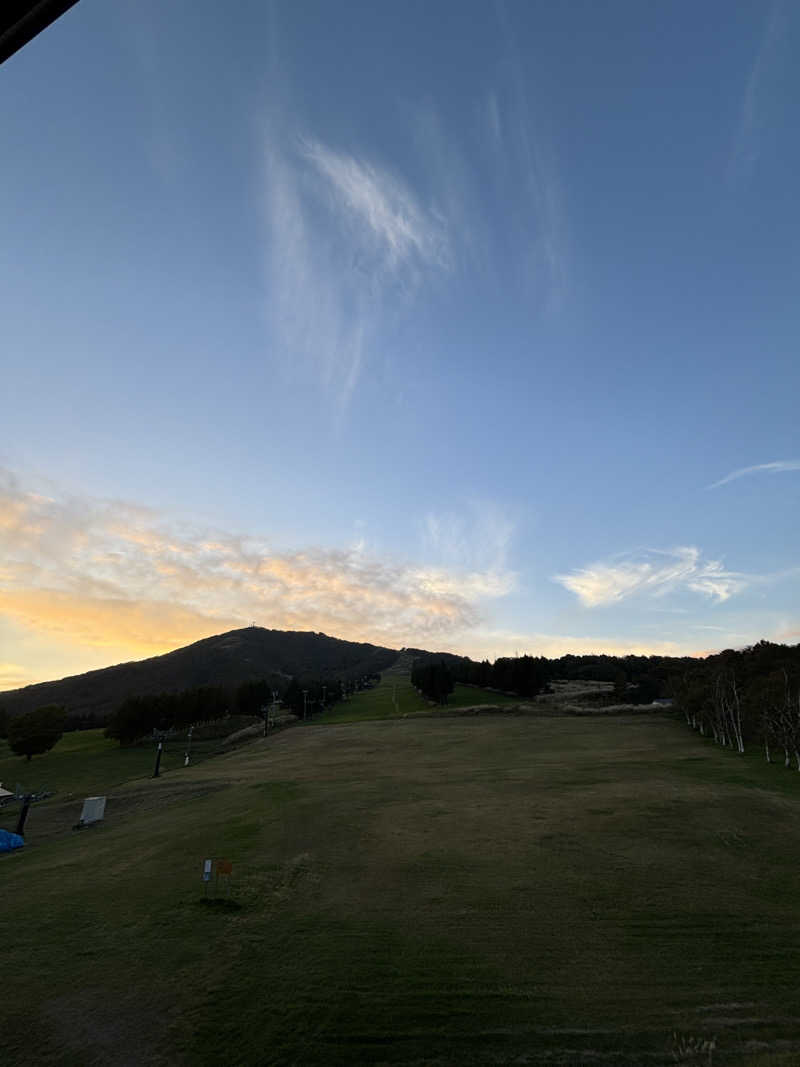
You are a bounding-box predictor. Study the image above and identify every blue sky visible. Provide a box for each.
[2,0,799,687]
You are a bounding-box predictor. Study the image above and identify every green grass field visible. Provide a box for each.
[0,725,252,803]
[4,702,800,1065]
[319,665,518,724]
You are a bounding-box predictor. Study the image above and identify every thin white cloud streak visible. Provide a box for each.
[493,0,568,309]
[0,471,514,673]
[707,459,800,489]
[115,4,183,185]
[415,79,567,307]
[264,139,363,402]
[554,547,748,607]
[728,0,788,188]
[413,104,484,274]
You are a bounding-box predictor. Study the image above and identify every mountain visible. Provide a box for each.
[0,627,399,721]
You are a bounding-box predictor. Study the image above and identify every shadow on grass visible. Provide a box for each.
[194,897,243,912]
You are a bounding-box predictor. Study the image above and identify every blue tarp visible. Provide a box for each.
[0,828,24,852]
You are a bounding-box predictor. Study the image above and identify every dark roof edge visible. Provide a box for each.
[0,0,80,66]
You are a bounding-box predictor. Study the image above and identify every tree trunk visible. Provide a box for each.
[731,677,744,753]
[26,754,31,761]
[764,739,771,763]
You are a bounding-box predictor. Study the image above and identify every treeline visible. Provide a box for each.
[408,648,704,704]
[411,653,551,703]
[671,641,800,764]
[548,652,696,685]
[105,685,232,745]
[411,660,454,704]
[103,672,381,746]
[451,655,552,698]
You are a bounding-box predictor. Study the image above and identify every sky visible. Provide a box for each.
[2,0,800,689]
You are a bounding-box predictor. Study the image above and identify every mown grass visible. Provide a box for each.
[319,667,518,725]
[0,727,235,802]
[4,710,800,1064]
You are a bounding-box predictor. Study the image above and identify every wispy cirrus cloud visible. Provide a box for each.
[707,459,800,489]
[492,0,568,309]
[263,129,449,411]
[728,0,790,188]
[554,547,748,607]
[301,138,450,273]
[263,16,568,410]
[0,470,513,687]
[421,502,515,592]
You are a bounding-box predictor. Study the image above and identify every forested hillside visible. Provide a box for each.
[0,628,397,721]
[671,640,800,762]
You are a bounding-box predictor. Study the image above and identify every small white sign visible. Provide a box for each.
[80,796,106,824]
[202,859,213,882]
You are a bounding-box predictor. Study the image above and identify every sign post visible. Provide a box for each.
[217,858,233,897]
[15,795,31,837]
[200,858,233,899]
[202,858,212,896]
[153,740,163,778]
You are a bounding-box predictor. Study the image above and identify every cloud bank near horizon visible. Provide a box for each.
[0,470,515,686]
[3,471,792,690]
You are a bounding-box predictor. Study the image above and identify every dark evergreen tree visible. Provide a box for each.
[7,704,66,761]
[411,658,454,705]
[236,679,272,717]
[283,678,304,716]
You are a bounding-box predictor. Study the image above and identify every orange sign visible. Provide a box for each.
[216,859,233,875]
